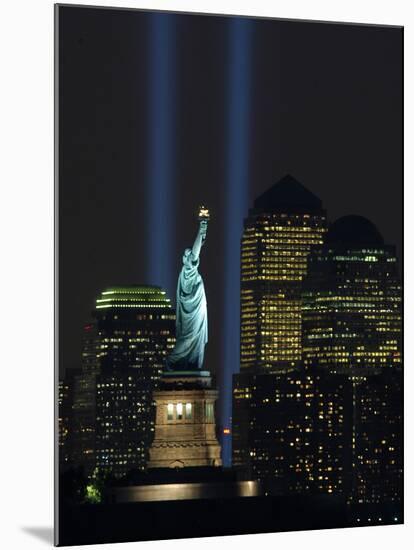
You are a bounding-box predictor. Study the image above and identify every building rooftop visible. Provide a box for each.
[327,215,384,247]
[253,174,323,213]
[95,285,172,310]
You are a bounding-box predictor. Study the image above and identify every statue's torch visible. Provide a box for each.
[198,205,209,243]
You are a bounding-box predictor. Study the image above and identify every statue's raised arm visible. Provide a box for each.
[166,206,210,371]
[191,219,208,261]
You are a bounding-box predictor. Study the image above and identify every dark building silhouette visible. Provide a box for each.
[311,371,353,496]
[94,285,175,477]
[233,369,353,496]
[302,216,403,507]
[58,368,81,470]
[233,371,315,491]
[351,372,402,507]
[58,378,74,468]
[70,323,100,476]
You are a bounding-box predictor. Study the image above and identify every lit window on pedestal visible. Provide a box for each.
[167,403,174,420]
[206,402,214,421]
[176,402,183,420]
[185,403,192,419]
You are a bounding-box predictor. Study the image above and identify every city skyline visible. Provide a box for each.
[60,173,402,469]
[61,175,403,469]
[59,10,402,465]
[233,180,401,511]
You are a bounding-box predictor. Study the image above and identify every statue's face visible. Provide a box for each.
[183,248,192,263]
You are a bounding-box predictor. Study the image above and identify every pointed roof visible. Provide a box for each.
[253,174,323,213]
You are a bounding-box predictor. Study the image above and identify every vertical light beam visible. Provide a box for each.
[146,13,176,300]
[222,17,253,466]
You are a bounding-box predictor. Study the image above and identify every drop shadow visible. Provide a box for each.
[21,526,54,545]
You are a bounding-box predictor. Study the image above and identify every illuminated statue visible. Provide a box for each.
[167,207,210,370]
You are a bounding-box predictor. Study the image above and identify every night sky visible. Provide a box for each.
[58,6,402,464]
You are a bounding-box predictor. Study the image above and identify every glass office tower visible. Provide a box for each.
[94,285,175,477]
[240,175,327,373]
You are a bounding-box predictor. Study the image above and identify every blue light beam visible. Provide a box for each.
[222,18,253,466]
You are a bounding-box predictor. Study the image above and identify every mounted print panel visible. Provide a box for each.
[55,4,403,546]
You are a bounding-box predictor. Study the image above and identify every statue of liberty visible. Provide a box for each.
[167,207,210,371]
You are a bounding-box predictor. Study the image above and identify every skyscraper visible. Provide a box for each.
[240,175,327,373]
[233,371,315,491]
[71,323,100,476]
[302,215,402,375]
[351,372,402,508]
[58,368,81,470]
[94,285,175,477]
[58,378,74,469]
[233,370,352,495]
[234,176,327,489]
[302,216,403,508]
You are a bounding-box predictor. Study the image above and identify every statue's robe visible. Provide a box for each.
[167,252,208,370]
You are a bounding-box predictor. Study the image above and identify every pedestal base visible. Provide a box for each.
[148,370,222,468]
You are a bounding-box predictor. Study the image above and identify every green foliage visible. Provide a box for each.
[83,467,110,504]
[85,483,101,504]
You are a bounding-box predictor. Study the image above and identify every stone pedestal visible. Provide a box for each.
[148,371,222,468]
